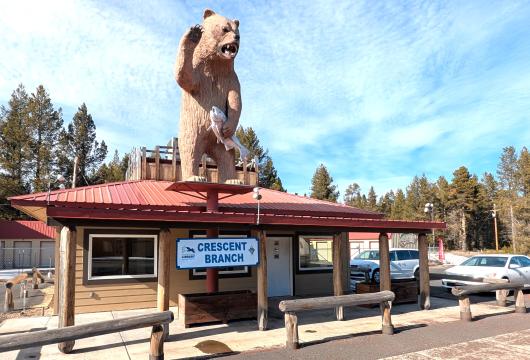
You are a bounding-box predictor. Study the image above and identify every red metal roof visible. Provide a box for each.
[0,220,55,239]
[9,180,383,219]
[9,180,446,232]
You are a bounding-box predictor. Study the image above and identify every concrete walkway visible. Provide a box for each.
[0,296,525,360]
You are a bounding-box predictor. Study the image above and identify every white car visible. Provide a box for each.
[350,248,420,283]
[442,254,530,289]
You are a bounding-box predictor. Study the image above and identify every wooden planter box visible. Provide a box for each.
[356,280,418,304]
[178,290,257,327]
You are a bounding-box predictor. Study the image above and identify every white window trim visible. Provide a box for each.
[298,235,334,271]
[191,234,249,276]
[88,233,158,280]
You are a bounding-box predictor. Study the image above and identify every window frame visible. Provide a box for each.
[87,233,158,282]
[297,234,334,273]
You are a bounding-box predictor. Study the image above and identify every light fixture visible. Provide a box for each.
[253,187,262,224]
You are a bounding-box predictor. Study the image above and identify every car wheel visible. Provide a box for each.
[371,269,380,284]
[414,268,420,281]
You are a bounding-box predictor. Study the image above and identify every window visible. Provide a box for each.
[518,257,530,267]
[409,250,419,260]
[462,256,507,267]
[396,250,412,261]
[88,234,157,280]
[190,232,250,278]
[299,235,333,271]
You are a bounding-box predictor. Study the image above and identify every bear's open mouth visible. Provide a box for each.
[221,43,238,58]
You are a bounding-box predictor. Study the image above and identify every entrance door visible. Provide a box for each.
[266,237,292,297]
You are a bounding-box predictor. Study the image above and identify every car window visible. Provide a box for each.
[409,250,419,259]
[356,251,370,260]
[389,251,398,261]
[396,250,411,260]
[510,257,522,267]
[518,257,530,267]
[462,256,507,267]
[369,251,380,260]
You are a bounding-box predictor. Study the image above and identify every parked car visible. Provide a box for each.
[350,248,420,283]
[441,254,530,289]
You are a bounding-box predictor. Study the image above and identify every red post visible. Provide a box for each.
[438,237,445,263]
[206,190,219,293]
[206,228,219,293]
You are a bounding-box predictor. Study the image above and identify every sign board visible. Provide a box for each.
[176,237,259,269]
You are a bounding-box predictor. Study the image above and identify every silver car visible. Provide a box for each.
[350,248,420,283]
[442,254,530,289]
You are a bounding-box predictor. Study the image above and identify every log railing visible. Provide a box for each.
[278,291,395,349]
[0,311,174,359]
[451,283,527,321]
[3,273,28,312]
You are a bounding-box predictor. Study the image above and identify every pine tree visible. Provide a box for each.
[391,189,406,219]
[310,164,339,202]
[343,183,361,206]
[0,84,31,219]
[367,186,377,211]
[26,85,63,192]
[235,126,284,190]
[378,190,394,216]
[92,150,127,184]
[57,103,107,187]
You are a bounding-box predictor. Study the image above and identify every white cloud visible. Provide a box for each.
[1,0,529,196]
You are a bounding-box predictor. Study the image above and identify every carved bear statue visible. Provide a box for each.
[175,9,241,183]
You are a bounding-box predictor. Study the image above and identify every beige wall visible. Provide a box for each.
[72,226,257,314]
[294,272,333,296]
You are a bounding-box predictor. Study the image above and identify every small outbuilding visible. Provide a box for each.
[9,178,444,332]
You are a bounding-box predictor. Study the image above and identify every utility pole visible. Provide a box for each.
[492,204,499,252]
[510,205,516,253]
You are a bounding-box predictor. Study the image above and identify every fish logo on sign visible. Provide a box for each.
[248,246,255,255]
[181,246,196,260]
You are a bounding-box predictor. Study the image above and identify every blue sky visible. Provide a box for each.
[1,1,529,198]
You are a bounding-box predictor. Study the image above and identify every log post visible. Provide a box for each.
[53,227,60,315]
[380,300,394,335]
[340,232,351,293]
[141,147,147,180]
[58,226,77,354]
[284,312,299,350]
[418,233,431,310]
[4,283,14,312]
[154,146,160,181]
[458,296,472,321]
[253,229,268,330]
[171,138,177,182]
[157,228,171,338]
[149,324,165,360]
[378,233,391,292]
[333,233,344,320]
[515,288,526,314]
[32,270,39,289]
[485,278,509,307]
[157,228,171,312]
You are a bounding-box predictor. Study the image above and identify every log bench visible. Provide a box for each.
[451,283,527,321]
[0,310,174,359]
[278,291,395,349]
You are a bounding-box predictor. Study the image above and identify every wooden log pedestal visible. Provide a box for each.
[357,280,418,304]
[178,290,257,327]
